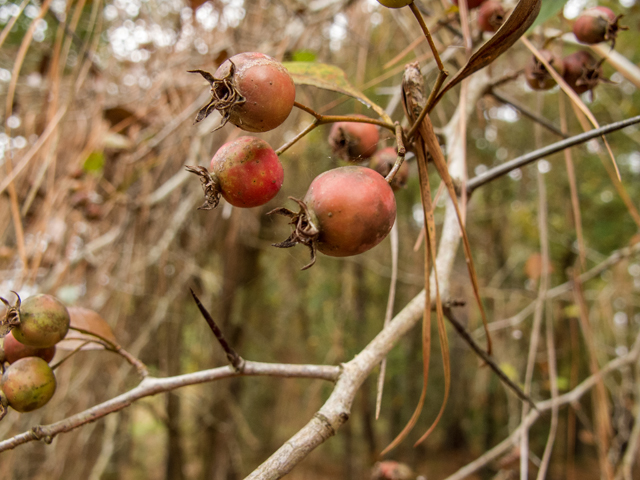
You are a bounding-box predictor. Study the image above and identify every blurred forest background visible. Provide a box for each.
[1,0,640,478]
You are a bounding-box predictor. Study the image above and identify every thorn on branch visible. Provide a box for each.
[444,306,538,411]
[190,288,244,372]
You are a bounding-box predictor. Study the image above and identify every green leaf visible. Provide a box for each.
[282,62,391,124]
[527,0,568,32]
[83,151,105,174]
[291,50,317,62]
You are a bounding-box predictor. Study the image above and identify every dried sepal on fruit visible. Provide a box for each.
[0,292,21,337]
[525,50,564,91]
[190,52,296,133]
[328,115,380,163]
[477,0,506,33]
[270,166,396,269]
[562,50,609,95]
[187,136,284,210]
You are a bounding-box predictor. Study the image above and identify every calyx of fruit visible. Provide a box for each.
[328,115,380,162]
[477,0,506,33]
[269,166,396,269]
[562,50,609,95]
[525,50,564,91]
[190,52,296,133]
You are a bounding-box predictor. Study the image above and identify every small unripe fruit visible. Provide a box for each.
[369,147,410,191]
[452,0,487,10]
[478,0,506,33]
[190,52,296,133]
[525,50,564,91]
[376,0,413,8]
[1,357,56,412]
[186,137,284,210]
[9,294,70,348]
[328,115,380,162]
[562,51,603,95]
[4,331,56,364]
[573,7,626,46]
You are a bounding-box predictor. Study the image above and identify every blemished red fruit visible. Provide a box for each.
[1,357,56,412]
[525,50,565,91]
[573,7,626,46]
[376,0,413,8]
[562,51,604,95]
[186,136,284,210]
[190,52,296,133]
[1,294,70,348]
[369,147,410,191]
[452,0,486,10]
[478,0,506,33]
[270,166,396,269]
[4,331,56,364]
[329,115,380,162]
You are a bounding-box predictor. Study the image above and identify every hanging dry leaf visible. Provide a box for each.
[433,0,542,107]
[57,307,118,351]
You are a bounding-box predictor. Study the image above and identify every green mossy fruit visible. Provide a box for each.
[1,357,56,412]
[11,294,70,348]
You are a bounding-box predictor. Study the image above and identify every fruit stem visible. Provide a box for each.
[385,123,407,184]
[409,2,445,72]
[277,104,395,156]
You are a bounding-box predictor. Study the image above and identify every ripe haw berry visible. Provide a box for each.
[186,136,284,210]
[525,50,564,91]
[328,115,380,162]
[4,331,56,364]
[1,357,56,413]
[477,0,506,33]
[369,147,410,191]
[190,52,296,132]
[0,293,70,348]
[269,166,396,269]
[562,51,606,95]
[452,0,487,10]
[573,7,627,47]
[376,0,413,8]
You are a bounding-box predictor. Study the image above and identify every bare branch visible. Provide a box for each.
[0,361,340,453]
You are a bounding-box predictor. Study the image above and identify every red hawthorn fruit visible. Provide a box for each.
[270,166,396,269]
[186,136,284,210]
[452,0,487,10]
[573,6,627,46]
[0,357,56,413]
[369,147,410,191]
[328,115,380,162]
[562,50,604,95]
[477,0,506,33]
[525,50,564,91]
[190,52,296,133]
[4,331,56,364]
[0,293,70,348]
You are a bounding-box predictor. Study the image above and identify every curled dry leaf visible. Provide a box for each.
[432,0,542,107]
[57,307,118,351]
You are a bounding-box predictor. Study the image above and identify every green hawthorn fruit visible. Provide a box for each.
[1,357,56,412]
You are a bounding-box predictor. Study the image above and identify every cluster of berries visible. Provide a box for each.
[0,294,69,414]
[187,53,399,270]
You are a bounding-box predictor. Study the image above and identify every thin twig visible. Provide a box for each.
[444,307,537,410]
[466,115,640,194]
[489,90,567,138]
[190,288,244,372]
